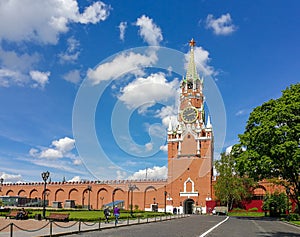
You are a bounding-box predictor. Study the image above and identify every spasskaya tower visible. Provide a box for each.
[166,39,214,213]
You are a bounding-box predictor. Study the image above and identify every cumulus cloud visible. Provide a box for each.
[68,176,81,182]
[225,145,233,154]
[0,172,23,183]
[58,37,80,64]
[63,69,82,84]
[185,46,215,76]
[128,166,167,180]
[160,144,168,152]
[29,137,76,159]
[87,51,157,84]
[29,70,50,88]
[118,22,127,41]
[118,73,179,109]
[0,0,111,44]
[206,13,237,35]
[135,15,163,46]
[0,47,44,88]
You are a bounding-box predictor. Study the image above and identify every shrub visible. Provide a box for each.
[231,208,246,212]
[248,207,258,212]
[287,213,300,221]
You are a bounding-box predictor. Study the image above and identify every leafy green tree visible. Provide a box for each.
[233,83,300,213]
[214,152,254,210]
[262,191,287,217]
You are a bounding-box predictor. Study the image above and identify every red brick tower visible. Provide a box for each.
[167,39,214,214]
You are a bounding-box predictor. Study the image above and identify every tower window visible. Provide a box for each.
[188,135,191,139]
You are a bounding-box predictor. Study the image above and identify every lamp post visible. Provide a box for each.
[128,184,137,216]
[164,191,167,214]
[87,185,92,211]
[286,187,290,215]
[41,171,50,219]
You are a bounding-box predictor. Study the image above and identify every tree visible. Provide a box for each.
[214,152,254,210]
[262,191,287,217]
[233,83,300,213]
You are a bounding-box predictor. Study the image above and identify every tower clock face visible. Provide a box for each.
[181,107,198,123]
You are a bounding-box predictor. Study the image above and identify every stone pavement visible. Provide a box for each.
[0,215,187,237]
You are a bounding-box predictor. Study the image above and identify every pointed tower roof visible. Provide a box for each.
[206,115,212,129]
[186,39,200,82]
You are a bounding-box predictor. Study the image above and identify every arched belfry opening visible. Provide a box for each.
[183,198,194,214]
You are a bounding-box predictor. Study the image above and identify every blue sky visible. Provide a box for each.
[0,0,299,183]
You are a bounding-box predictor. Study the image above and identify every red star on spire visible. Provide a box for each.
[189,38,196,47]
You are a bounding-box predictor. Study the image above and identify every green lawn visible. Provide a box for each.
[228,211,265,217]
[1,209,168,221]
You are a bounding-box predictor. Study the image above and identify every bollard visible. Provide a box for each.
[147,215,148,223]
[99,218,101,230]
[10,223,13,237]
[50,221,53,237]
[78,220,81,233]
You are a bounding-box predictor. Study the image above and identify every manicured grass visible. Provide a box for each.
[228,211,265,217]
[291,221,300,226]
[1,209,168,221]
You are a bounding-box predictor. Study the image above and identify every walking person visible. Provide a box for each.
[104,207,110,223]
[113,206,120,225]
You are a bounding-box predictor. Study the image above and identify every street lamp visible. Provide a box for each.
[87,185,92,211]
[41,171,50,219]
[128,184,137,216]
[164,191,167,214]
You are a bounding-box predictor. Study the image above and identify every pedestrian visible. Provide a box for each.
[113,205,120,225]
[104,207,110,223]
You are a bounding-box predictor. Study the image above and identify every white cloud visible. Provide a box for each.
[0,69,26,87]
[52,137,75,152]
[128,166,167,180]
[160,144,168,153]
[118,22,127,41]
[225,145,233,154]
[0,172,22,183]
[77,1,110,24]
[40,148,63,159]
[135,15,163,46]
[145,142,153,151]
[185,46,215,76]
[118,73,179,109]
[116,170,127,180]
[235,109,251,116]
[29,137,76,160]
[0,47,43,88]
[206,13,237,35]
[0,0,111,44]
[87,51,157,84]
[29,70,50,88]
[73,159,83,165]
[68,176,81,182]
[63,69,82,84]
[59,37,80,64]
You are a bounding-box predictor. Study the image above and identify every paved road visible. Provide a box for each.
[64,215,300,237]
